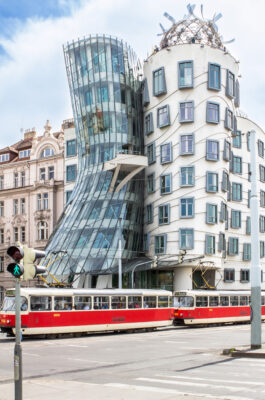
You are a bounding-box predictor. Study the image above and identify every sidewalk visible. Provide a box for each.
[223,346,265,358]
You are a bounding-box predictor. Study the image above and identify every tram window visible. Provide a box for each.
[54,296,72,310]
[262,296,265,306]
[1,296,28,311]
[209,297,219,307]
[174,296,194,307]
[143,296,156,308]
[94,296,109,310]
[128,296,142,308]
[240,296,248,306]
[74,296,92,310]
[158,296,169,308]
[230,296,239,306]
[220,296,229,306]
[111,296,126,309]
[196,296,208,307]
[30,296,51,311]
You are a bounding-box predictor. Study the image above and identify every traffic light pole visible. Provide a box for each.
[14,278,22,400]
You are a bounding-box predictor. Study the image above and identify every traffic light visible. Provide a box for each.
[6,245,24,278]
[178,249,186,264]
[151,256,158,268]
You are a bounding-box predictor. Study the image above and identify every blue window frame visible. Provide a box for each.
[160,174,171,195]
[66,139,77,157]
[260,165,265,182]
[178,61,193,89]
[158,204,170,225]
[180,166,195,186]
[260,242,265,258]
[235,79,240,108]
[146,204,153,224]
[179,228,194,250]
[206,102,220,124]
[206,172,218,193]
[155,234,167,254]
[261,190,265,207]
[205,235,216,255]
[224,108,234,130]
[231,210,241,228]
[242,245,251,261]
[232,131,241,148]
[224,268,235,282]
[260,215,265,233]
[223,139,231,161]
[179,101,194,122]
[147,143,156,164]
[180,134,194,155]
[180,198,194,218]
[153,67,166,96]
[258,140,264,158]
[147,173,155,194]
[208,63,221,90]
[66,164,77,182]
[226,69,235,98]
[222,171,229,192]
[144,112,154,135]
[160,143,172,164]
[228,237,239,255]
[232,156,242,174]
[206,140,219,161]
[232,182,242,201]
[246,216,251,235]
[206,203,218,224]
[157,105,170,128]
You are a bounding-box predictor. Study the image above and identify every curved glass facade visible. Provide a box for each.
[43,35,144,286]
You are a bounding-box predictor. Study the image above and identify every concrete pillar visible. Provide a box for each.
[173,267,193,291]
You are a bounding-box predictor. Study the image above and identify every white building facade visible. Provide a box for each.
[143,16,265,292]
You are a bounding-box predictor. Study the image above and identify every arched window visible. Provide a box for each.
[38,221,48,240]
[40,147,55,158]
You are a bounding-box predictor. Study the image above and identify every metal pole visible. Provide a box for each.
[250,129,262,349]
[14,278,22,399]
[131,260,153,288]
[118,218,122,289]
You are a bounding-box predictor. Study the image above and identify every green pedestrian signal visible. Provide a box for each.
[14,265,21,276]
[6,245,25,278]
[7,263,24,278]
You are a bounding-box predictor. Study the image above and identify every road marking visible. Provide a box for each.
[66,358,112,364]
[136,377,257,393]
[105,382,248,400]
[156,374,265,386]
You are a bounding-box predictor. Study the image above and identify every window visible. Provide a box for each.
[20,198,25,214]
[157,105,170,128]
[143,233,150,252]
[232,131,242,148]
[196,296,208,307]
[180,198,194,218]
[232,156,242,174]
[147,143,156,164]
[226,69,235,98]
[260,215,265,233]
[220,201,227,223]
[66,139,76,157]
[218,232,226,252]
[74,296,92,311]
[142,78,150,106]
[147,173,155,194]
[153,67,166,96]
[246,216,251,235]
[0,201,3,217]
[242,244,251,261]
[155,234,167,254]
[38,221,48,241]
[231,210,241,228]
[248,163,251,182]
[225,108,234,130]
[160,143,172,164]
[40,147,55,158]
[206,140,219,161]
[66,190,72,203]
[13,227,18,242]
[248,190,251,208]
[208,63,221,90]
[224,268,235,282]
[222,171,229,192]
[20,171,26,187]
[158,204,170,224]
[179,228,194,249]
[247,132,250,151]
[160,174,171,195]
[111,296,126,309]
[258,140,264,158]
[14,173,18,188]
[40,168,46,180]
[97,85,109,103]
[206,203,218,224]
[0,229,4,244]
[261,190,265,208]
[54,296,72,310]
[180,134,194,155]
[0,153,9,162]
[20,226,25,243]
[232,183,242,201]
[206,172,218,192]
[178,61,193,88]
[48,166,54,180]
[260,241,265,258]
[228,237,239,255]
[144,113,154,135]
[37,193,48,210]
[19,149,31,158]
[180,166,195,186]
[146,204,153,224]
[260,165,265,182]
[13,199,18,215]
[66,165,77,182]
[205,235,215,255]
[179,101,194,122]
[206,102,220,124]
[223,139,231,161]
[0,175,3,190]
[0,256,4,272]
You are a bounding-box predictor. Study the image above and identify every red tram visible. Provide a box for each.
[0,288,174,336]
[173,290,265,325]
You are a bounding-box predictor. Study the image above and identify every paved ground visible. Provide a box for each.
[1,324,265,400]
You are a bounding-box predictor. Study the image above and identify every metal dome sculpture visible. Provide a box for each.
[158,4,235,51]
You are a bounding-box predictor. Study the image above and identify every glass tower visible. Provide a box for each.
[43,35,144,287]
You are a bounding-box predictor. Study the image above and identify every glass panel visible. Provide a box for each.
[209,297,219,307]
[111,296,126,309]
[128,296,142,308]
[54,296,72,310]
[230,296,239,306]
[74,296,92,310]
[196,296,208,307]
[143,296,156,308]
[174,296,194,307]
[94,296,109,310]
[158,296,169,308]
[31,296,51,311]
[220,296,229,306]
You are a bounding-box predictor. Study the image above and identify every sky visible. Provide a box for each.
[0,0,264,148]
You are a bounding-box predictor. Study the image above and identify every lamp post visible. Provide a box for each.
[118,218,122,289]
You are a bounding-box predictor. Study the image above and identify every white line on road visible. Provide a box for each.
[155,374,265,386]
[66,358,113,364]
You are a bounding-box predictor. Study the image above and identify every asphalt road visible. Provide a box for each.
[1,324,265,400]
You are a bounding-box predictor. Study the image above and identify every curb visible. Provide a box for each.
[223,348,265,359]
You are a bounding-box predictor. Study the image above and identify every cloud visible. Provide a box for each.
[0,0,264,148]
